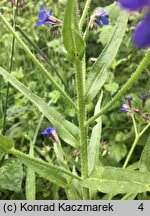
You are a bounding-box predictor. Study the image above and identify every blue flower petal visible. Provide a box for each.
[41,126,55,135]
[118,0,149,10]
[100,16,109,25]
[36,20,45,26]
[45,21,51,26]
[125,96,132,100]
[96,8,109,16]
[49,9,53,16]
[133,12,150,48]
[120,104,130,112]
[40,4,47,13]
[38,11,47,20]
[97,17,102,26]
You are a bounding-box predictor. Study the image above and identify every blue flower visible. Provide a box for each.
[41,126,59,142]
[36,5,53,26]
[95,8,109,26]
[89,8,109,29]
[118,0,150,48]
[118,0,149,11]
[36,4,62,29]
[120,104,130,112]
[125,96,132,100]
[41,126,55,135]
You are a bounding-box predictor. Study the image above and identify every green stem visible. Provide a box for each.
[2,37,15,135]
[0,13,77,111]
[8,148,81,181]
[121,192,135,200]
[123,122,150,169]
[85,49,150,127]
[75,59,88,199]
[139,122,150,137]
[79,0,92,30]
[2,1,19,135]
[26,142,35,200]
[123,136,139,169]
[83,27,89,41]
[131,114,138,137]
[26,100,52,200]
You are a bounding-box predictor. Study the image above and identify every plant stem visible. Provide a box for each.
[75,59,89,199]
[2,1,19,135]
[0,13,77,111]
[123,122,150,169]
[139,122,150,137]
[79,0,92,30]
[2,37,15,135]
[123,136,139,169]
[131,114,138,137]
[85,48,150,127]
[26,100,52,200]
[121,192,136,200]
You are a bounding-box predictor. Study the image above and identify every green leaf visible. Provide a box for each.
[88,92,103,175]
[9,148,81,188]
[0,135,14,153]
[82,166,150,194]
[0,67,79,148]
[0,158,23,192]
[26,144,35,200]
[139,135,150,172]
[85,8,128,103]
[62,0,85,61]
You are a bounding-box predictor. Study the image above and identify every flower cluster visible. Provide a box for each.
[120,93,150,121]
[89,8,109,29]
[118,0,150,48]
[36,5,62,34]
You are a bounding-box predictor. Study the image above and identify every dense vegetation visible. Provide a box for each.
[0,0,150,200]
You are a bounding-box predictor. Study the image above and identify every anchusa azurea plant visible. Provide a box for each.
[0,0,150,200]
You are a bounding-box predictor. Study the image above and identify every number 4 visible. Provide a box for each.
[138,203,144,211]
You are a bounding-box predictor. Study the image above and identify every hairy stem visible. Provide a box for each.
[2,1,19,135]
[75,59,89,199]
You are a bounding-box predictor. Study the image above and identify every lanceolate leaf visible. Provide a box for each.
[88,92,103,175]
[62,0,85,61]
[0,67,79,147]
[85,8,128,103]
[139,135,150,172]
[82,166,150,194]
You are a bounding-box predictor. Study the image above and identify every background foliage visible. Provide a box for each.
[0,0,150,199]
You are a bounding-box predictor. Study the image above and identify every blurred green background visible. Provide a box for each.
[0,0,150,199]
